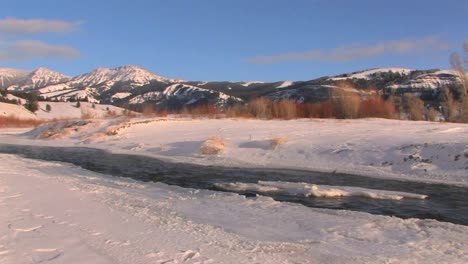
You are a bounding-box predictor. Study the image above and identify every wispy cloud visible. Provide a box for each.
[0,40,80,62]
[247,36,449,64]
[0,18,84,34]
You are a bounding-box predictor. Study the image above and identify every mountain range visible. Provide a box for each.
[0,65,464,111]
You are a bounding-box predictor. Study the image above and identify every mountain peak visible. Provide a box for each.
[114,65,146,71]
[30,67,69,78]
[71,65,182,86]
[6,67,70,91]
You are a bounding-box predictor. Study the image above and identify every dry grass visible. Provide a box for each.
[105,126,120,136]
[270,137,287,148]
[48,128,74,139]
[0,115,44,128]
[81,133,106,144]
[37,120,90,139]
[105,110,119,118]
[81,107,97,119]
[200,137,225,155]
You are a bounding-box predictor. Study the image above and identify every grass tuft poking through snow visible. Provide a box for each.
[200,137,225,155]
[270,137,287,148]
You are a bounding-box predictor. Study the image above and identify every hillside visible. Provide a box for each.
[0,101,128,120]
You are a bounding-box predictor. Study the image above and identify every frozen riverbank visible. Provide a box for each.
[1,117,467,185]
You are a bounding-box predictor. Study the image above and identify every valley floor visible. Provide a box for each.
[0,118,467,263]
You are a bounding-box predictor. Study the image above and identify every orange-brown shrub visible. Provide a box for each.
[0,116,44,128]
[331,89,361,119]
[358,97,395,119]
[142,104,156,116]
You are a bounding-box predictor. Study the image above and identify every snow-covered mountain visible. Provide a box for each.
[69,65,181,87]
[0,68,30,89]
[128,83,242,108]
[7,67,70,91]
[1,65,465,110]
[33,65,185,103]
[330,68,414,81]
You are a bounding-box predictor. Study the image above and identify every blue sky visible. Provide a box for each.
[0,0,466,81]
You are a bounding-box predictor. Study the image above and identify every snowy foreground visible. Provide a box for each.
[1,117,467,185]
[1,154,468,263]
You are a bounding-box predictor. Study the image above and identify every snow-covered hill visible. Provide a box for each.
[331,68,414,81]
[386,70,461,91]
[0,102,36,119]
[0,101,128,120]
[69,65,181,87]
[129,83,242,107]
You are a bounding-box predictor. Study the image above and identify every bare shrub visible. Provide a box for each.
[402,94,424,121]
[105,126,119,136]
[122,108,138,117]
[81,107,96,119]
[105,110,119,118]
[426,107,438,121]
[331,88,361,119]
[248,98,272,119]
[439,87,457,122]
[459,97,468,123]
[200,137,225,155]
[0,115,44,128]
[272,100,297,119]
[142,104,155,116]
[189,104,222,118]
[359,97,395,119]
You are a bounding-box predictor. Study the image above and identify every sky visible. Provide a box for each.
[0,0,466,81]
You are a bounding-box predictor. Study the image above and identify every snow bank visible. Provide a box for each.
[215,181,427,200]
[1,118,467,185]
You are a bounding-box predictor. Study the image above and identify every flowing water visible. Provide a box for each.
[1,144,467,226]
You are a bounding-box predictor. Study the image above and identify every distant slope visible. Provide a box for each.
[0,102,37,119]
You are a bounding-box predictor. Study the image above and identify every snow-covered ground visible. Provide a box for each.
[35,102,128,120]
[0,103,36,119]
[1,154,467,263]
[2,117,466,185]
[0,102,128,120]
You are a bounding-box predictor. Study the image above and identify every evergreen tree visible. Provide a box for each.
[24,97,39,112]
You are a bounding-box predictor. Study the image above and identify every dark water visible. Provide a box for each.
[1,144,467,226]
